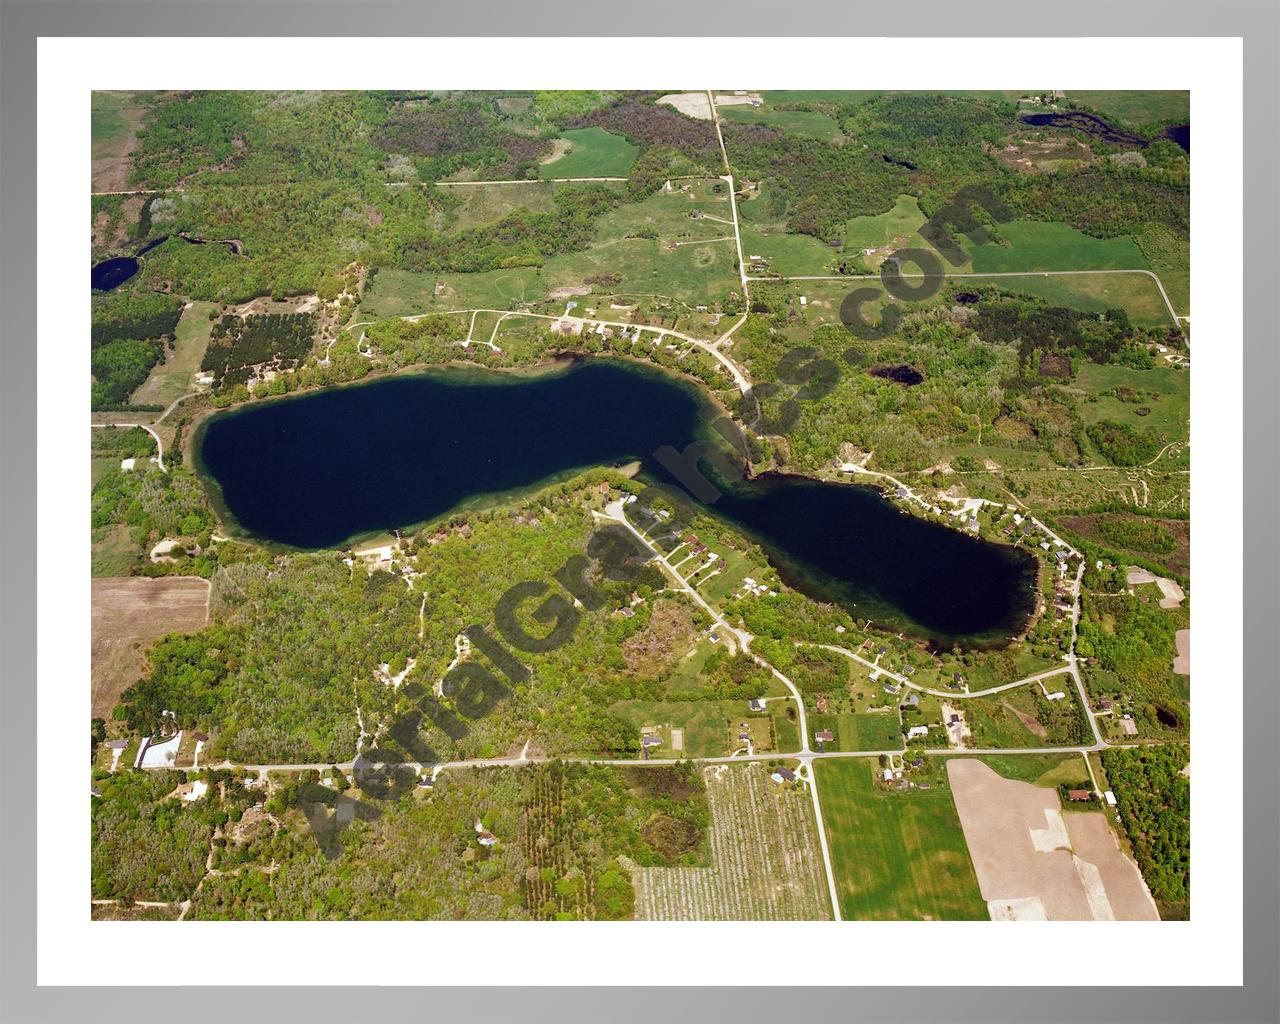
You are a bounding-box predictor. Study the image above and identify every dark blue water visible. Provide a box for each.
[91,256,139,291]
[196,360,1038,645]
[1019,110,1190,153]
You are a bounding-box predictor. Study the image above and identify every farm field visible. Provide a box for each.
[91,576,210,719]
[947,758,1159,920]
[719,102,843,141]
[1064,90,1189,129]
[968,221,1149,274]
[815,757,986,920]
[627,763,831,919]
[843,193,930,255]
[131,300,218,407]
[985,271,1176,327]
[539,127,638,178]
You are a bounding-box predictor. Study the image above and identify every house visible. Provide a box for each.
[906,725,929,739]
[815,695,828,713]
[948,714,961,726]
[1067,789,1092,802]
[1045,691,1066,701]
[641,735,662,748]
[747,698,766,712]
[1098,697,1113,711]
[882,768,894,782]
[771,767,797,784]
[738,732,750,742]
[910,757,924,768]
[477,831,499,847]
[119,458,136,472]
[901,694,919,709]
[815,730,834,743]
[882,683,900,696]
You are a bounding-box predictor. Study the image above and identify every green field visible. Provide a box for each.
[92,92,130,143]
[844,194,930,253]
[540,128,638,179]
[816,758,985,920]
[132,300,217,407]
[1064,91,1189,130]
[609,699,771,758]
[970,752,1091,787]
[759,90,1023,107]
[719,102,843,141]
[969,221,1149,274]
[445,181,559,230]
[985,271,1175,328]
[1135,224,1190,315]
[739,225,838,277]
[1074,362,1189,441]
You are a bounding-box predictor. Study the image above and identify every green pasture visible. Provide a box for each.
[816,758,985,920]
[539,128,638,179]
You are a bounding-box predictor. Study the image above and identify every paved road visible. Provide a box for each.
[811,641,1073,699]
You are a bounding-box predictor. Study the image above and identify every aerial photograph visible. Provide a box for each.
[88,88,1190,923]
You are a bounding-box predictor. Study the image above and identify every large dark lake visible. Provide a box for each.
[196,359,1038,646]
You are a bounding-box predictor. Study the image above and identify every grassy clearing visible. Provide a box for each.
[984,271,1174,328]
[628,762,831,919]
[539,127,638,178]
[719,102,843,141]
[968,752,1090,786]
[1073,362,1189,441]
[445,181,558,230]
[816,758,985,920]
[1064,91,1189,129]
[739,225,838,277]
[131,300,218,407]
[1134,224,1189,314]
[844,194,930,253]
[969,221,1149,274]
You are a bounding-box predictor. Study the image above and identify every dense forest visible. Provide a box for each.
[1101,744,1190,918]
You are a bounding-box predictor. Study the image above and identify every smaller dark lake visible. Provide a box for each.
[90,256,139,292]
[195,360,1040,647]
[869,365,925,386]
[1018,110,1190,153]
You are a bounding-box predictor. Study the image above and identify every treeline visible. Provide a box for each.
[396,185,622,274]
[91,338,162,406]
[1102,744,1190,918]
[90,290,187,408]
[91,291,185,348]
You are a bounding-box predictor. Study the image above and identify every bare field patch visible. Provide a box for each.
[91,577,211,718]
[626,763,830,920]
[947,759,1158,920]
